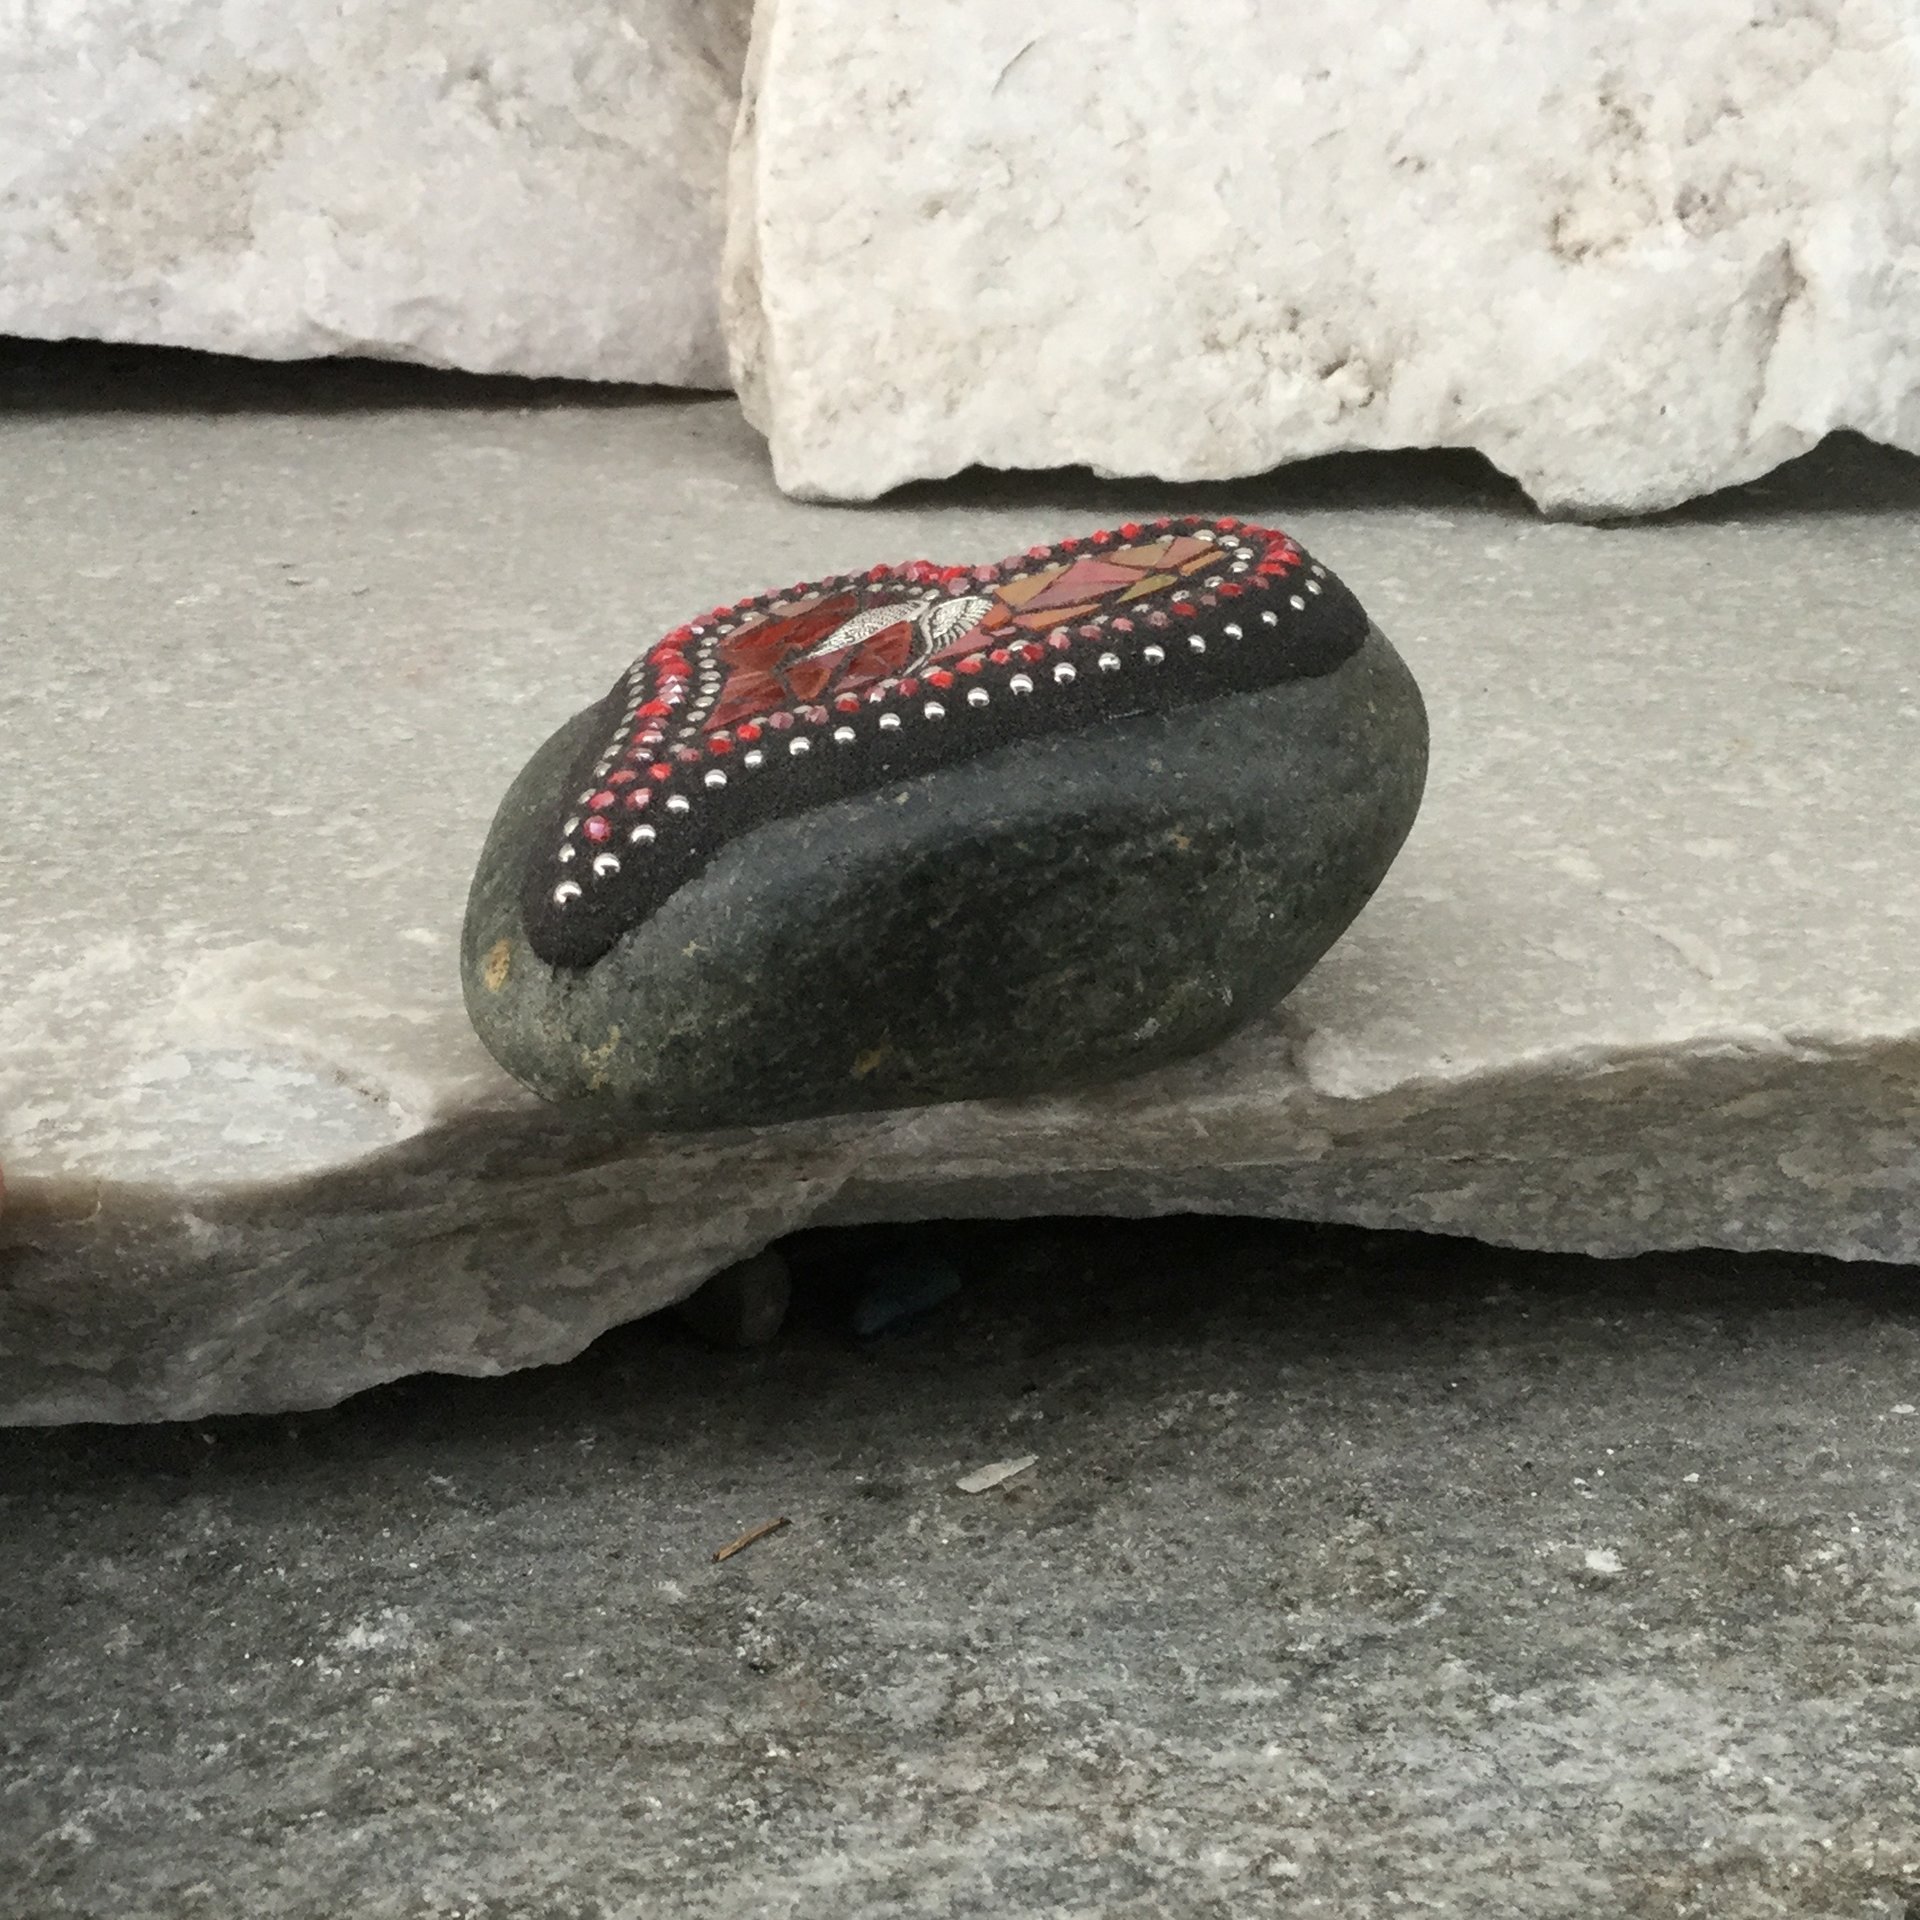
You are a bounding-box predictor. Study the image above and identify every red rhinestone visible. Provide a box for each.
[624,788,651,811]
[1219,582,1244,598]
[583,816,611,843]
[956,655,985,675]
[588,790,615,811]
[1018,643,1045,663]
[868,563,889,581]
[637,698,672,719]
[927,668,955,689]
[834,694,862,713]
[1171,601,1195,617]
[1091,529,1114,545]
[1120,521,1141,539]
[708,734,734,755]
[650,763,672,782]
[1217,516,1241,529]
[898,677,920,697]
[988,648,1011,664]
[607,770,638,786]
[735,722,762,742]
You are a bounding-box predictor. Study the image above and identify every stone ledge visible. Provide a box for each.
[2,352,1916,1422]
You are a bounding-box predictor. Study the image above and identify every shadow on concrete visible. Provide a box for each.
[889,431,1920,528]
[0,335,716,418]
[880,447,1538,523]
[1621,431,1920,526]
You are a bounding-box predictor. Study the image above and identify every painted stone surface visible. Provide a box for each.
[462,518,1429,1127]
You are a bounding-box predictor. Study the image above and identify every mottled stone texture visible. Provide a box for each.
[0,0,749,384]
[725,0,1920,511]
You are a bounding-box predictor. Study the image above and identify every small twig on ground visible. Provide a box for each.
[712,1516,791,1563]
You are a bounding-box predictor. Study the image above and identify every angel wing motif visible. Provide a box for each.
[796,592,996,679]
[913,595,995,653]
[793,600,930,663]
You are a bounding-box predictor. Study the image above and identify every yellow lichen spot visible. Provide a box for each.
[582,1025,623,1092]
[482,938,513,993]
[851,1045,892,1080]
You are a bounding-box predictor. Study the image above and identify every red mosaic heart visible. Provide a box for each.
[526,516,1366,967]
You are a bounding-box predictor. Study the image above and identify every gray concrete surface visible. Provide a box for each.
[5,1217,1920,1918]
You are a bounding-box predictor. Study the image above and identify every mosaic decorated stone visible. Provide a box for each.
[463,517,1428,1127]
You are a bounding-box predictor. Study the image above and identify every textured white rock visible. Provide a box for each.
[727,0,1920,512]
[1,0,748,384]
[2,362,1918,1424]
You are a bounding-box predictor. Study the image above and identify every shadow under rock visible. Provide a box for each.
[877,430,1920,529]
[1,1217,1912,1502]
[1599,430,1920,526]
[877,446,1536,524]
[0,335,721,418]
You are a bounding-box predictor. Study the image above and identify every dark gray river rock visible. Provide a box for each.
[462,519,1427,1127]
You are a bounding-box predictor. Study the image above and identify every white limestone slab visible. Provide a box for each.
[2,360,1918,1424]
[0,0,748,385]
[726,0,1920,512]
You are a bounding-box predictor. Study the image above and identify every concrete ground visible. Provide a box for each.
[5,1216,1920,1918]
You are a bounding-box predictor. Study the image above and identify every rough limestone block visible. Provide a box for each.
[1,363,1917,1425]
[726,0,1920,512]
[1,0,748,384]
